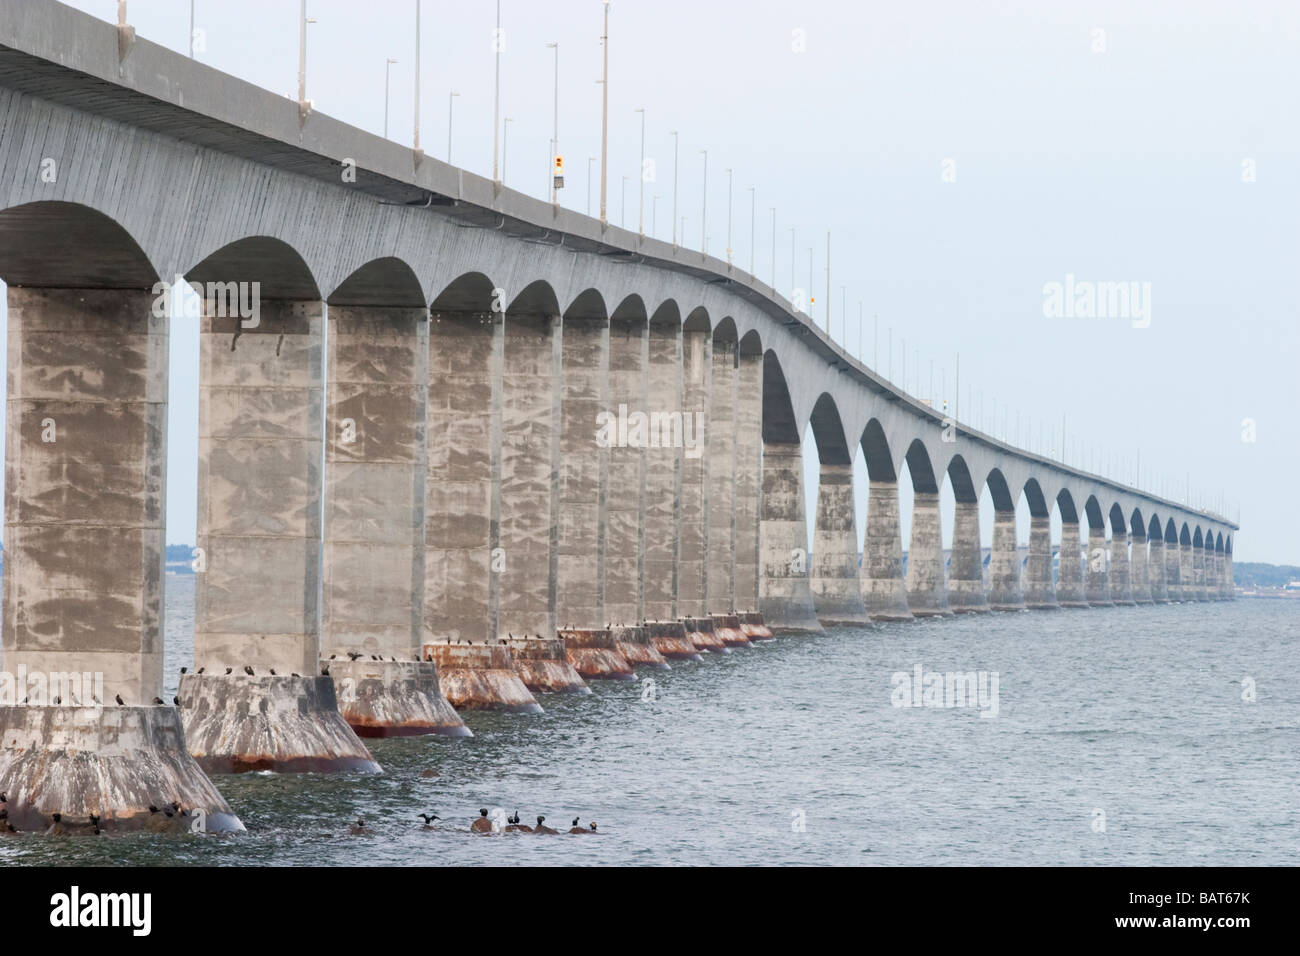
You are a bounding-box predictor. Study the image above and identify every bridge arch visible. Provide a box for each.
[0,200,158,289]
[328,256,424,307]
[187,235,320,301]
[564,287,608,321]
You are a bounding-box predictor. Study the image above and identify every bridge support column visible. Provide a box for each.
[321,305,466,737]
[1148,535,1168,602]
[905,491,950,616]
[1057,521,1087,607]
[734,350,762,615]
[758,441,821,631]
[1085,526,1112,606]
[1226,551,1235,598]
[1024,516,1058,608]
[988,509,1025,610]
[706,338,737,616]
[1178,541,1193,602]
[0,288,241,831]
[1129,529,1151,604]
[1166,538,1183,600]
[811,462,869,624]
[677,326,711,618]
[1194,545,1208,601]
[643,320,680,621]
[861,481,912,620]
[1108,530,1135,605]
[946,499,987,613]
[1206,548,1221,600]
[604,318,646,626]
[556,316,608,635]
[184,299,377,773]
[1217,550,1229,600]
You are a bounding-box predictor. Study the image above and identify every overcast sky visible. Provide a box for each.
[4,0,1297,562]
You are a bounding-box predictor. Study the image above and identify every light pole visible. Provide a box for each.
[413,0,421,152]
[547,41,559,203]
[747,187,755,275]
[788,226,795,301]
[492,0,501,182]
[621,175,628,228]
[384,57,398,139]
[652,195,659,238]
[699,149,708,253]
[670,131,679,246]
[447,90,459,163]
[725,167,733,265]
[807,247,814,322]
[636,108,646,235]
[503,117,513,183]
[189,0,195,57]
[599,1,610,223]
[824,232,830,333]
[297,1,317,111]
[587,157,594,216]
[770,208,776,289]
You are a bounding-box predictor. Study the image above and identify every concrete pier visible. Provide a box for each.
[861,481,913,620]
[561,628,635,680]
[988,510,1025,611]
[733,351,763,618]
[646,620,702,660]
[677,324,711,618]
[1085,526,1112,606]
[322,303,465,737]
[506,637,590,694]
[710,613,751,648]
[1166,536,1183,600]
[739,611,775,641]
[1148,534,1168,602]
[905,492,949,616]
[1108,530,1135,605]
[811,462,870,624]
[0,287,240,828]
[1024,515,1058,608]
[1057,523,1088,607]
[425,642,542,713]
[611,624,670,669]
[758,441,821,630]
[1129,528,1151,604]
[643,318,681,621]
[706,337,737,617]
[604,317,646,625]
[1179,540,1194,602]
[1193,543,1208,601]
[947,500,987,613]
[187,298,375,772]
[683,616,728,653]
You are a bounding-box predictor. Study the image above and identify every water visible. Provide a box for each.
[3,576,1296,865]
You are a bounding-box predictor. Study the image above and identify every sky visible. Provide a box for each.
[2,0,1297,563]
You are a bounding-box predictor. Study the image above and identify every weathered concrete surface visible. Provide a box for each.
[677,327,711,618]
[1148,536,1168,602]
[709,613,751,648]
[1215,551,1228,600]
[424,642,541,713]
[506,638,590,694]
[611,625,669,669]
[499,314,558,639]
[988,510,1024,611]
[1129,529,1151,604]
[327,658,469,737]
[643,319,681,621]
[555,317,607,630]
[1108,531,1135,605]
[738,611,775,641]
[560,628,634,680]
[1024,516,1057,609]
[706,339,737,616]
[0,704,243,833]
[1085,527,1112,606]
[759,442,821,631]
[1179,542,1194,602]
[861,482,912,620]
[811,462,870,624]
[604,318,646,625]
[733,352,763,616]
[1057,523,1087,607]
[646,620,702,660]
[179,674,380,773]
[1166,540,1183,601]
[905,492,949,616]
[425,311,499,642]
[1193,546,1208,602]
[683,616,728,654]
[4,288,166,706]
[947,500,987,613]
[323,305,428,661]
[1225,552,1235,598]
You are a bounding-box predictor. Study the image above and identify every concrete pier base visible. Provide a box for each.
[1166,540,1183,601]
[646,621,703,660]
[326,658,470,737]
[1024,516,1058,608]
[758,441,822,631]
[709,613,751,647]
[1130,531,1152,604]
[0,705,244,833]
[611,625,670,670]
[423,643,542,713]
[1179,542,1194,602]
[905,492,950,617]
[738,612,775,641]
[862,481,913,620]
[1057,522,1088,607]
[560,628,635,681]
[988,510,1025,611]
[179,674,380,774]
[683,617,729,653]
[1149,537,1169,602]
[1109,531,1135,605]
[1194,546,1209,602]
[1085,528,1112,606]
[506,638,591,694]
[946,500,988,613]
[811,462,870,625]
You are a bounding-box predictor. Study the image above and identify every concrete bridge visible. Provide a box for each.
[0,2,1236,832]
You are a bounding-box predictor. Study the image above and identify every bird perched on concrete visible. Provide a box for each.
[225,667,233,675]
[89,814,101,836]
[172,697,179,706]
[508,811,520,825]
[243,665,254,675]
[470,808,493,833]
[152,697,164,705]
[321,666,330,676]
[348,652,361,661]
[180,667,187,674]
[45,813,68,836]
[505,812,533,833]
[572,816,580,828]
[533,815,559,834]
[589,822,598,832]
[196,667,204,674]
[349,818,372,836]
[269,669,276,676]
[115,694,124,706]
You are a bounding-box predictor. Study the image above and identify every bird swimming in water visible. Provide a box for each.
[470,808,493,833]
[46,813,68,836]
[418,813,440,828]
[349,818,372,836]
[89,813,101,835]
[533,815,559,835]
[589,822,598,832]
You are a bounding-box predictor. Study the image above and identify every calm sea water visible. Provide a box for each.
[3,574,1296,866]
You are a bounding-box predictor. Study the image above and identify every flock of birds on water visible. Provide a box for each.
[0,793,198,836]
[347,809,599,837]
